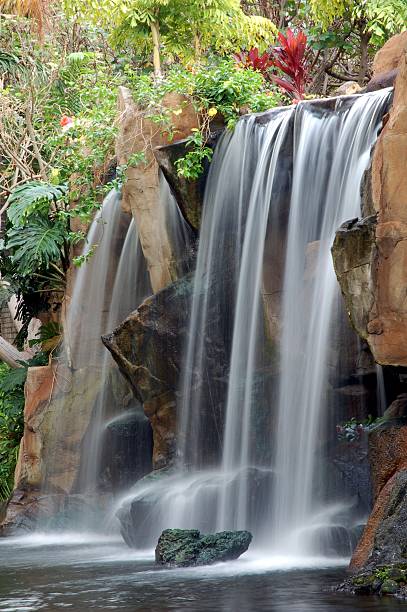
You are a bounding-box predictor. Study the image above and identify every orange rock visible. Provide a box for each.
[116,87,199,293]
[373,31,407,76]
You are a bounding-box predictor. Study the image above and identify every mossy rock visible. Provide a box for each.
[381,579,399,595]
[155,528,252,567]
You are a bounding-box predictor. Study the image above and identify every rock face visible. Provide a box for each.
[154,132,222,232]
[350,416,407,570]
[373,31,407,76]
[116,87,199,292]
[155,528,252,567]
[102,277,192,468]
[103,274,230,469]
[332,42,407,366]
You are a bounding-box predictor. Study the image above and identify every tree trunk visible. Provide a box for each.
[150,21,161,78]
[358,29,371,85]
[0,336,32,368]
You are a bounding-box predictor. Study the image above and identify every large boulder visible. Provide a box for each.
[154,132,222,232]
[103,275,229,469]
[155,528,252,567]
[102,277,192,468]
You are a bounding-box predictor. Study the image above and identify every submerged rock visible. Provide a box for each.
[155,528,252,567]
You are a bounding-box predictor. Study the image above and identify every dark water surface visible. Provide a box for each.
[0,535,406,612]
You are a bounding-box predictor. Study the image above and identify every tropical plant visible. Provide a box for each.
[268,29,310,100]
[63,0,277,76]
[0,0,50,37]
[6,182,67,227]
[0,361,25,500]
[234,47,273,73]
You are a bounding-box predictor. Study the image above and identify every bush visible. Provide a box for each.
[0,363,25,500]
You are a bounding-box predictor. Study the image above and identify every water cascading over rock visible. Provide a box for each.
[109,90,391,557]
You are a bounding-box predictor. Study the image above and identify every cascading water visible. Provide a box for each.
[43,189,151,504]
[159,172,195,276]
[116,89,391,558]
[270,89,392,557]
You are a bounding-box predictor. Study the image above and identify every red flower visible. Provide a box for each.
[60,115,74,131]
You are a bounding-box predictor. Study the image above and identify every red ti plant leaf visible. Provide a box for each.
[268,29,309,101]
[234,47,273,76]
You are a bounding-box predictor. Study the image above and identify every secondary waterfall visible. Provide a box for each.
[116,89,391,555]
[43,190,151,501]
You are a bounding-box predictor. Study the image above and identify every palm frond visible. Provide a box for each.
[0,0,50,37]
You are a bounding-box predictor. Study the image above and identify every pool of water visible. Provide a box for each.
[1,534,406,611]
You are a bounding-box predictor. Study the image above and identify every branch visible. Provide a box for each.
[0,336,32,369]
[325,68,358,82]
[25,97,48,181]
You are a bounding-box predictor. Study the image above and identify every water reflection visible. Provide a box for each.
[0,537,406,611]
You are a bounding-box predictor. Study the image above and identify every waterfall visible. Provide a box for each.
[116,89,391,557]
[270,90,391,556]
[43,189,151,503]
[159,172,195,277]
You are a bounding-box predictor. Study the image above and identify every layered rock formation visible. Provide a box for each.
[333,42,407,367]
[332,35,407,582]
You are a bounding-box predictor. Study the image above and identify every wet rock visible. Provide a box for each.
[154,132,223,232]
[99,409,153,492]
[155,528,252,567]
[381,579,399,594]
[332,215,377,341]
[103,275,229,468]
[330,436,372,511]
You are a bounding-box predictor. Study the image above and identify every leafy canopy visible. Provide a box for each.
[63,0,277,60]
[310,0,407,44]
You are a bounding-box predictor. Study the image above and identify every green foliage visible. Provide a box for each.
[128,59,282,177]
[7,181,67,227]
[6,217,67,277]
[64,0,277,68]
[0,50,20,75]
[310,0,407,45]
[175,129,213,180]
[0,362,25,500]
